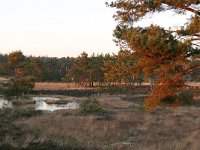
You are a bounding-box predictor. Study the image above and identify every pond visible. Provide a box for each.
[0,97,12,108]
[0,96,80,111]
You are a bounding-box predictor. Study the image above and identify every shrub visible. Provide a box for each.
[0,144,13,150]
[0,84,5,94]
[94,110,114,121]
[0,109,43,119]
[161,91,193,106]
[11,109,43,119]
[66,136,79,148]
[176,91,193,105]
[80,99,102,114]
[160,95,176,105]
[3,77,35,99]
[23,139,84,150]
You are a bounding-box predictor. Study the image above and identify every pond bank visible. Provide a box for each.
[0,96,81,111]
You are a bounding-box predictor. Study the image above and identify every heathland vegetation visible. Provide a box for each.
[0,0,199,149]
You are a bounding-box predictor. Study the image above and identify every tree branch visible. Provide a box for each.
[172,64,200,82]
[174,5,200,16]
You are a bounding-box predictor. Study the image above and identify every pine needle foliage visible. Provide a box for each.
[107,0,200,109]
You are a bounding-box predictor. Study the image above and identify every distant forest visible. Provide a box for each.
[0,51,75,82]
[0,50,141,86]
[0,50,199,86]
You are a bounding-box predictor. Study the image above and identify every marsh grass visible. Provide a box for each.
[12,100,36,105]
[23,106,200,150]
[0,96,200,149]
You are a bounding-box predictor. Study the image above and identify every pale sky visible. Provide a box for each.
[0,0,192,57]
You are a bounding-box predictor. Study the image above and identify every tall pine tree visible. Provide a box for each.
[107,0,200,109]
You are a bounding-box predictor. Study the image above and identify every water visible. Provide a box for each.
[0,96,80,111]
[33,97,80,111]
[0,98,12,108]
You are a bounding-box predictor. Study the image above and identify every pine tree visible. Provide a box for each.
[107,0,200,109]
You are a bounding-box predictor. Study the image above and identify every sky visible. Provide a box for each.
[0,0,192,57]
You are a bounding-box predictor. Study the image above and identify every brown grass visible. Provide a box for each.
[20,105,200,150]
[1,94,200,149]
[97,95,140,109]
[12,100,36,105]
[33,82,94,90]
[18,95,200,150]
[33,82,200,91]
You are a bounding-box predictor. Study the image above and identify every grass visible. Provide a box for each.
[12,100,36,105]
[0,94,200,149]
[33,82,87,91]
[23,106,200,149]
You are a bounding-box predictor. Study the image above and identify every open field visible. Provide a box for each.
[33,82,92,91]
[33,82,200,91]
[1,95,200,150]
[1,76,199,91]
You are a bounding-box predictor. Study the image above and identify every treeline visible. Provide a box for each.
[0,50,144,86]
[0,51,75,82]
[66,51,143,86]
[0,50,199,87]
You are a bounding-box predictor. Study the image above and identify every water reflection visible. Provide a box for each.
[33,97,79,111]
[0,98,12,108]
[0,97,79,111]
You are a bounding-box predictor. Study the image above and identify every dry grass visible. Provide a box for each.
[1,94,200,149]
[20,98,200,150]
[97,95,141,109]
[12,100,36,105]
[20,105,200,150]
[186,82,200,87]
[33,82,93,90]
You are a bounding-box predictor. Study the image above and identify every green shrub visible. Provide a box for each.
[80,99,102,114]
